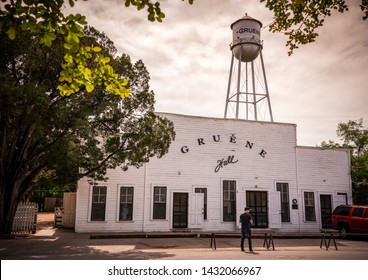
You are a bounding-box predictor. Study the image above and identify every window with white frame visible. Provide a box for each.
[91,186,107,221]
[119,186,134,221]
[153,186,167,219]
[304,192,316,221]
[223,180,236,222]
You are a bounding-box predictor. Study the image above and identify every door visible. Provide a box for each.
[320,194,332,229]
[62,192,76,228]
[188,193,204,228]
[172,193,188,228]
[363,209,368,231]
[246,191,268,228]
[269,191,282,229]
[350,207,365,232]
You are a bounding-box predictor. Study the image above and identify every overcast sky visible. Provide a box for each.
[67,0,368,146]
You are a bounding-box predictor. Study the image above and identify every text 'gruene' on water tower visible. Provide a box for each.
[224,14,273,122]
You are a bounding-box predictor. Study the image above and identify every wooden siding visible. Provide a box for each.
[296,146,352,232]
[75,113,351,233]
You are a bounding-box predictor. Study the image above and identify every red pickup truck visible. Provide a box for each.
[332,205,368,237]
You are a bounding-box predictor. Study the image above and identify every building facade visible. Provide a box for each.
[75,113,352,233]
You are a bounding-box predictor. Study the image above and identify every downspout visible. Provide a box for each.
[294,126,301,233]
[142,162,147,233]
[347,149,353,204]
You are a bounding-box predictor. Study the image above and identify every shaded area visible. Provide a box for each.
[0,238,176,260]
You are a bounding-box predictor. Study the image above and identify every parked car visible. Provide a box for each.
[332,205,368,237]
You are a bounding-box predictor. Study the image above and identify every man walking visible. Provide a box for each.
[240,207,254,253]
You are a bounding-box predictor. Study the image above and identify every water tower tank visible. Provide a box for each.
[230,14,262,62]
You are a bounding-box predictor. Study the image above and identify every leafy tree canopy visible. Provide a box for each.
[0,26,175,234]
[0,0,133,97]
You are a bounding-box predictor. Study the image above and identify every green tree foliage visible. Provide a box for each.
[121,0,193,22]
[0,0,131,97]
[261,0,368,55]
[321,119,368,205]
[28,183,74,211]
[0,27,175,234]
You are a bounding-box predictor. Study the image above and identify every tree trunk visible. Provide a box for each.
[0,191,19,235]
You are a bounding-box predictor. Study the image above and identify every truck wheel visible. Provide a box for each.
[339,225,349,238]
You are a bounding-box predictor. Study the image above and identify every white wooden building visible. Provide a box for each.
[75,113,352,233]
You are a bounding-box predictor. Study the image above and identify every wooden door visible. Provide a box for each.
[62,192,76,228]
[173,193,188,228]
[320,194,332,229]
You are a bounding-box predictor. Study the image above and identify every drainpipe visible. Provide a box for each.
[294,128,301,233]
[347,149,353,204]
[142,163,147,233]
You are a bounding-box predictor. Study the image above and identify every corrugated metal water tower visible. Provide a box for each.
[224,14,273,122]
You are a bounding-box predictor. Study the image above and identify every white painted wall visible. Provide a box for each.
[296,146,352,232]
[75,113,351,233]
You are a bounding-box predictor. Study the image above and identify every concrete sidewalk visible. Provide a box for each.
[1,225,368,260]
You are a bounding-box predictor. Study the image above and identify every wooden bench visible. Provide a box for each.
[210,229,275,251]
[320,229,339,250]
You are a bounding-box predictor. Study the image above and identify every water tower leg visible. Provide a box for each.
[236,56,241,119]
[246,62,249,120]
[260,50,274,122]
[251,61,257,121]
[224,54,235,118]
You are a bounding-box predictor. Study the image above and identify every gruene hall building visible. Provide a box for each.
[75,113,351,233]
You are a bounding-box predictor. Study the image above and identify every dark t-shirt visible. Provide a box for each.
[240,212,252,232]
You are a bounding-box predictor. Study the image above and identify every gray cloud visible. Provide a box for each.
[67,0,368,146]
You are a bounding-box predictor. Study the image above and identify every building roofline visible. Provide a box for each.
[296,145,351,152]
[155,111,297,127]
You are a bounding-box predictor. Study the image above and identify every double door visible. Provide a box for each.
[172,192,204,229]
[246,191,268,228]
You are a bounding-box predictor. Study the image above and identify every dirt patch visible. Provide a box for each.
[36,212,54,230]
